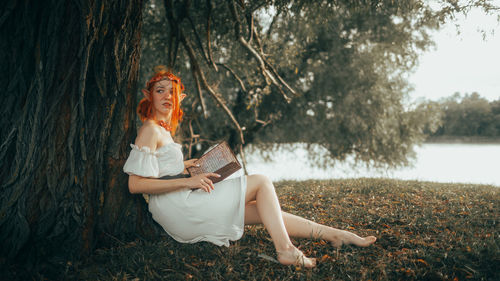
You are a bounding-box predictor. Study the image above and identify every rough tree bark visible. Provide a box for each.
[0,0,163,268]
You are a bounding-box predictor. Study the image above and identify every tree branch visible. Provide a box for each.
[206,0,219,71]
[190,65,208,118]
[245,10,253,43]
[179,29,245,144]
[167,26,175,68]
[216,63,247,93]
[186,11,214,69]
[265,8,281,42]
[164,0,181,69]
[188,120,200,158]
[253,22,299,97]
[228,0,294,102]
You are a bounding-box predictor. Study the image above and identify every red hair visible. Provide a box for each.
[137,66,185,135]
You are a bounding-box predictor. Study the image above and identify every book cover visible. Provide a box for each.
[187,141,242,183]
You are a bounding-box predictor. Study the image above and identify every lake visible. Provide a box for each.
[235,143,500,187]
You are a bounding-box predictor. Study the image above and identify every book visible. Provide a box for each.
[187,141,242,183]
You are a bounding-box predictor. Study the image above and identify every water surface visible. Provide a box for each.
[236,143,500,187]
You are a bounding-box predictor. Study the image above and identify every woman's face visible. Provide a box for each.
[149,79,173,116]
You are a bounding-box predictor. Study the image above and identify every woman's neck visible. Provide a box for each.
[153,112,172,124]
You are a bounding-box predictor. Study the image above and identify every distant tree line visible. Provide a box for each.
[427,93,500,138]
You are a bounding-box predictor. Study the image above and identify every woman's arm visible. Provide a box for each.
[128,175,188,194]
[128,173,221,194]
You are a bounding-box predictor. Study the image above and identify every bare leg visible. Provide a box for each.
[245,201,377,247]
[245,175,316,268]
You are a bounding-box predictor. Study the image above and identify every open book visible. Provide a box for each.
[187,141,242,183]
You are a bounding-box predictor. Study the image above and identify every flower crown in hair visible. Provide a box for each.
[146,70,185,92]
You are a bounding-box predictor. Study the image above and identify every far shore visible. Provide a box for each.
[425,135,500,144]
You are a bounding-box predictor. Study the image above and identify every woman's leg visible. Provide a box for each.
[245,174,316,267]
[245,201,377,247]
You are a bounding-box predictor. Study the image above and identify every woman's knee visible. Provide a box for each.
[246,174,274,199]
[248,174,273,189]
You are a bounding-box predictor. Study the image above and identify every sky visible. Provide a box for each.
[408,7,500,102]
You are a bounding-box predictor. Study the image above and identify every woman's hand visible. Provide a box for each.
[183,159,199,174]
[184,158,199,169]
[186,173,221,193]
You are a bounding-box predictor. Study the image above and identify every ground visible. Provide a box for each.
[10,178,500,280]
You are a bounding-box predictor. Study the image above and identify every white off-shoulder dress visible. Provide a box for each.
[123,142,247,247]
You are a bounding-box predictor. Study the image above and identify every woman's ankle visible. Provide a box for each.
[276,247,317,268]
[275,242,295,254]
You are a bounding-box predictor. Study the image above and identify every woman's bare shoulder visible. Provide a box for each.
[138,120,158,133]
[135,120,160,149]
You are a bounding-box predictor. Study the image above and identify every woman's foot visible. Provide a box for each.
[277,247,317,268]
[329,230,377,248]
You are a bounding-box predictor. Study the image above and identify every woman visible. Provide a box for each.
[123,66,376,268]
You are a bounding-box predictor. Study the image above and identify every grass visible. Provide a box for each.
[21,179,500,280]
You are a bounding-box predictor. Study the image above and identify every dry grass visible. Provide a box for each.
[10,178,500,280]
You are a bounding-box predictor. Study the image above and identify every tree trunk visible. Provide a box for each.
[0,0,162,268]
